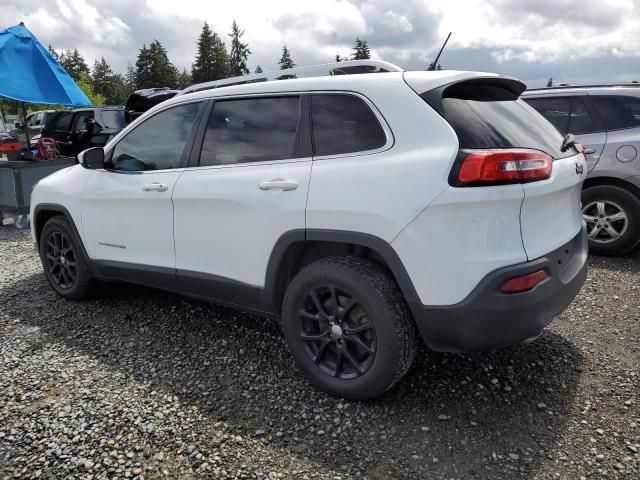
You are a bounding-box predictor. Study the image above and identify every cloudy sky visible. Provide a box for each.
[4,0,640,87]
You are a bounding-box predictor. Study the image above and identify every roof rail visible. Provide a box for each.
[527,83,640,92]
[178,60,403,96]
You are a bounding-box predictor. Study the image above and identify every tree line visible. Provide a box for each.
[45,22,372,107]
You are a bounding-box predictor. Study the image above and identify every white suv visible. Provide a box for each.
[30,63,589,400]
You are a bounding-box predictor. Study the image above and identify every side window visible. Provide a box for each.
[52,113,73,132]
[592,96,640,131]
[199,96,300,166]
[109,102,201,172]
[73,112,94,133]
[311,94,386,157]
[524,97,572,133]
[525,96,597,135]
[27,114,38,127]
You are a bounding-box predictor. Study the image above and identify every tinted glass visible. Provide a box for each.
[312,94,386,156]
[110,102,200,171]
[27,114,38,126]
[97,110,126,129]
[200,96,300,166]
[437,96,571,158]
[53,113,73,132]
[592,95,640,131]
[74,112,94,133]
[0,116,7,133]
[524,96,598,135]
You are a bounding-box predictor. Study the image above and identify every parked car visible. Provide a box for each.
[522,85,640,256]
[12,109,59,148]
[30,63,588,400]
[41,106,126,157]
[0,115,22,159]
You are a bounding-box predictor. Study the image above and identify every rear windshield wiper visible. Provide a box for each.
[561,133,576,152]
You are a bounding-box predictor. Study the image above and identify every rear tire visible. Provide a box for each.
[281,256,416,400]
[582,185,640,256]
[39,216,93,300]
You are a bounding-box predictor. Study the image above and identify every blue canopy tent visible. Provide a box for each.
[0,22,91,148]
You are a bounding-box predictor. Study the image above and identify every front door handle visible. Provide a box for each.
[583,148,595,155]
[143,182,168,192]
[258,179,298,191]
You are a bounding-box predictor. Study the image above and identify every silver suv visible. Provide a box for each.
[522,85,640,256]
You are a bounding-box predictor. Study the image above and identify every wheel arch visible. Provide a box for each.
[33,204,86,255]
[261,229,420,314]
[583,176,640,199]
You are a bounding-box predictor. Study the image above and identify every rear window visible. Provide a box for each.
[421,81,572,159]
[591,95,640,131]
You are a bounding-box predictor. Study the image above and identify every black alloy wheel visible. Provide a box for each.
[44,230,77,290]
[298,285,376,379]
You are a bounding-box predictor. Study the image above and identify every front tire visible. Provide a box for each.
[281,256,416,400]
[582,185,640,256]
[39,216,93,300]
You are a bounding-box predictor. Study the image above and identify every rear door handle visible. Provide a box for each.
[143,182,168,192]
[258,179,298,191]
[583,148,595,155]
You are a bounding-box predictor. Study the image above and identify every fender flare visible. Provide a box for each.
[260,229,421,312]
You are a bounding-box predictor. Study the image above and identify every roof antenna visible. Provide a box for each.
[428,32,451,71]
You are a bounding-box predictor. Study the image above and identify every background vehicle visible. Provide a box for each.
[11,109,58,148]
[523,85,640,256]
[30,62,588,400]
[41,106,126,157]
[0,115,21,159]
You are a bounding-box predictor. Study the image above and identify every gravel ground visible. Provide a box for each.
[0,223,638,480]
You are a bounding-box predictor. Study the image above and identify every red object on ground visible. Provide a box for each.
[36,137,60,160]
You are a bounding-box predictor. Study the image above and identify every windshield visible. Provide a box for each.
[96,110,126,130]
[0,116,7,134]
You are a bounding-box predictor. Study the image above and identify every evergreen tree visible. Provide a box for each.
[135,40,178,89]
[228,20,251,76]
[192,22,229,83]
[91,57,116,102]
[60,48,90,81]
[278,45,295,70]
[47,44,60,61]
[351,38,371,60]
[125,62,137,92]
[254,65,263,74]
[109,73,130,105]
[547,77,553,87]
[177,68,192,89]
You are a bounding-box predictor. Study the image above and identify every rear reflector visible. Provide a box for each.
[501,269,549,294]
[456,149,552,186]
[0,141,21,152]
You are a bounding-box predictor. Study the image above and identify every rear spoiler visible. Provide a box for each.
[405,74,527,116]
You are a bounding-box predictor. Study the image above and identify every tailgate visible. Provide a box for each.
[520,152,587,260]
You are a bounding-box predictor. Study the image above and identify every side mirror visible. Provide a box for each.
[78,147,105,169]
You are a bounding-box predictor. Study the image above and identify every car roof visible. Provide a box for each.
[71,106,124,112]
[523,84,640,96]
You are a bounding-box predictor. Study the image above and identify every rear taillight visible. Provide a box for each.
[455,149,552,186]
[501,269,549,294]
[0,141,21,152]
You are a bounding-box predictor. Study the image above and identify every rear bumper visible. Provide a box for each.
[409,227,588,352]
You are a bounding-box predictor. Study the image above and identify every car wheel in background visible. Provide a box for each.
[582,185,640,256]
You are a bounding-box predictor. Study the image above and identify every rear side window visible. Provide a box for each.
[524,96,599,135]
[200,96,300,166]
[591,95,640,131]
[311,94,386,157]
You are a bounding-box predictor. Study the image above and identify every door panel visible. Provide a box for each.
[173,160,311,288]
[82,169,183,269]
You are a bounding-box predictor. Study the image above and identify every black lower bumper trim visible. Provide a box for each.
[409,227,588,353]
